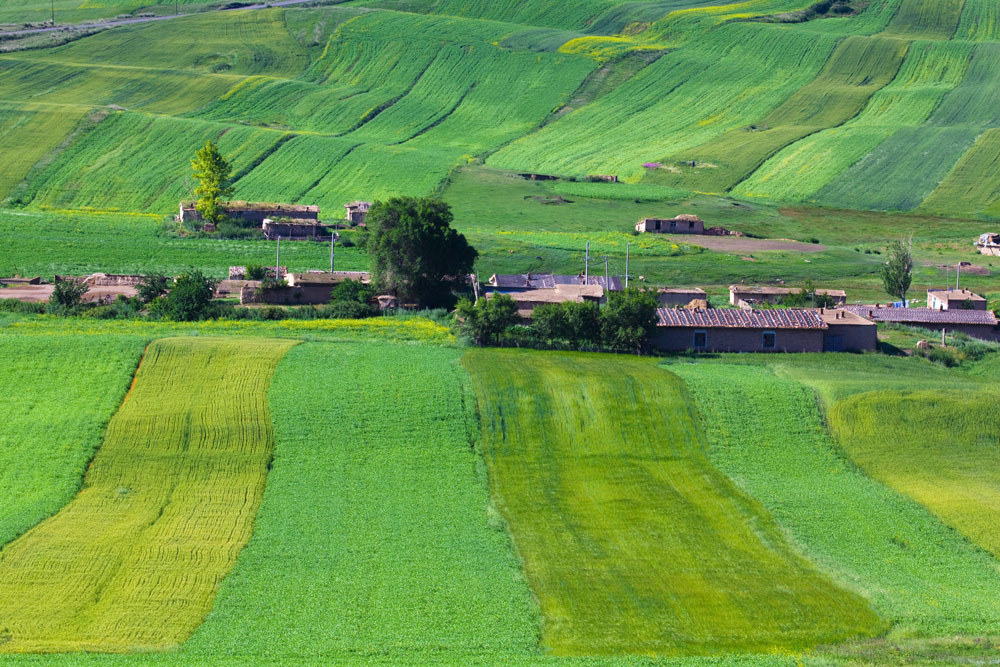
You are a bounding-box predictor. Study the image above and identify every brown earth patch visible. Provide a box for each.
[662,235,825,252]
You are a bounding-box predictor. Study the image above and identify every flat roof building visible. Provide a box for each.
[926,288,987,311]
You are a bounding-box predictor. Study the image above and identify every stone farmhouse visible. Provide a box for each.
[730,284,847,307]
[344,201,372,226]
[635,214,704,234]
[843,305,999,341]
[179,201,319,224]
[651,307,876,353]
[926,288,987,311]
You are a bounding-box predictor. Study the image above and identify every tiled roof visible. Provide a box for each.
[843,306,998,326]
[489,274,623,291]
[657,308,827,329]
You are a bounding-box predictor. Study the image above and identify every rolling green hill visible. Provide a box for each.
[0,0,999,220]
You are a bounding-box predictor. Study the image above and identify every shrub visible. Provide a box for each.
[49,278,89,309]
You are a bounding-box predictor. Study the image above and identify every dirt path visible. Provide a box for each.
[1,0,322,37]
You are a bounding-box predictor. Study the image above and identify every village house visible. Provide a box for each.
[843,305,999,342]
[344,201,371,226]
[635,214,705,234]
[485,273,624,293]
[657,288,707,307]
[651,307,876,353]
[179,201,319,224]
[240,271,372,306]
[261,218,332,241]
[926,288,987,311]
[729,284,847,307]
[488,284,604,321]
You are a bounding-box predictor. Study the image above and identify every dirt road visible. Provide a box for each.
[2,0,324,37]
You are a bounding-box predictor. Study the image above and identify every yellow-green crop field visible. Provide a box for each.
[0,337,295,652]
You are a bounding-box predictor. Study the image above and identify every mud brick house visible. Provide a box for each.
[485,273,624,294]
[652,307,876,353]
[926,288,987,311]
[843,305,999,342]
[179,201,319,224]
[488,284,604,321]
[730,284,847,307]
[657,288,707,307]
[344,201,371,226]
[635,214,704,234]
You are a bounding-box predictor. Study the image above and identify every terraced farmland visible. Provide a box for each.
[0,337,295,652]
[650,35,908,193]
[463,349,882,656]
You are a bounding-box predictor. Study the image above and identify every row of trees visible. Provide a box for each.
[456,288,661,354]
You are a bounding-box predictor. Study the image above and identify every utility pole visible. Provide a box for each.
[275,235,280,278]
[51,0,55,25]
[956,262,961,290]
[604,255,609,286]
[625,242,630,289]
[330,230,337,273]
[584,241,590,285]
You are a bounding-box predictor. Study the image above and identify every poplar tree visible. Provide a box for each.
[879,239,913,304]
[191,141,233,225]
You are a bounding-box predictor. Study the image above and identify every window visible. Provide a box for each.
[762,331,776,350]
[693,330,707,348]
[688,221,695,229]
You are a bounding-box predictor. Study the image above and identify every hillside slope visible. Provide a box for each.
[0,0,999,217]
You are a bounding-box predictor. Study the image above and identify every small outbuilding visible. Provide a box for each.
[657,287,707,307]
[635,214,704,234]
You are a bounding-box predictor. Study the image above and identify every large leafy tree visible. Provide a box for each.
[600,287,660,354]
[366,197,477,308]
[191,141,233,225]
[455,293,518,346]
[879,239,913,304]
[157,271,218,321]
